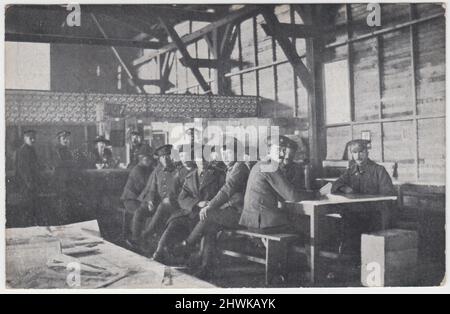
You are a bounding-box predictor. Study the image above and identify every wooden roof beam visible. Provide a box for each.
[261,23,320,38]
[5,32,163,49]
[133,5,260,67]
[159,17,212,94]
[180,57,219,69]
[261,6,313,92]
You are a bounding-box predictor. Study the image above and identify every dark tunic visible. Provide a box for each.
[280,161,305,190]
[53,144,76,191]
[331,159,395,196]
[127,142,143,169]
[240,159,303,229]
[177,167,225,219]
[91,147,114,169]
[120,164,153,202]
[15,144,41,198]
[205,162,250,227]
[138,163,179,206]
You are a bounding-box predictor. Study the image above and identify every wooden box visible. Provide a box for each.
[361,229,418,287]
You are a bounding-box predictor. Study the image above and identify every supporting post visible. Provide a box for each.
[294,5,324,173]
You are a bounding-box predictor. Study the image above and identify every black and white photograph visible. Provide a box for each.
[2,1,447,292]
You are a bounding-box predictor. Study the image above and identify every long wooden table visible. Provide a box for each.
[6,220,215,289]
[285,194,398,284]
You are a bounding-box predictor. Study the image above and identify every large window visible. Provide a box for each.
[5,42,51,90]
[323,59,351,125]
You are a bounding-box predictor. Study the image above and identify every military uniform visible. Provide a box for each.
[330,140,396,254]
[130,144,178,243]
[280,161,305,190]
[15,136,41,225]
[121,164,154,211]
[183,161,250,272]
[331,159,395,196]
[53,140,78,222]
[154,165,225,262]
[239,159,303,231]
[153,164,197,259]
[187,162,249,242]
[128,142,147,169]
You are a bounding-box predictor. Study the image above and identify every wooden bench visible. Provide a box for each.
[221,229,298,286]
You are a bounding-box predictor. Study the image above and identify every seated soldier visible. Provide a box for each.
[239,135,304,234]
[279,137,305,190]
[176,138,251,278]
[331,139,395,195]
[331,139,396,254]
[129,144,178,251]
[121,145,155,247]
[154,147,225,269]
[151,143,198,263]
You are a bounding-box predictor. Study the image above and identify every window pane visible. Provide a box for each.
[324,59,351,124]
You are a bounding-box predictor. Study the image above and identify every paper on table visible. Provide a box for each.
[319,182,333,196]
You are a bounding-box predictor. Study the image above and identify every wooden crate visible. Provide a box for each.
[361,229,418,287]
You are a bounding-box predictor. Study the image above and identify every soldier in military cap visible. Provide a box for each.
[331,139,396,255]
[128,130,145,169]
[122,145,155,246]
[175,138,251,278]
[52,130,77,222]
[151,142,198,262]
[332,139,395,195]
[239,135,304,233]
[15,130,42,225]
[279,136,305,190]
[130,144,179,250]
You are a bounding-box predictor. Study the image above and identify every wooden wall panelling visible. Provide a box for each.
[350,3,373,37]
[383,120,416,182]
[380,3,411,27]
[417,118,446,183]
[352,37,380,121]
[415,3,445,19]
[380,28,413,118]
[352,123,383,162]
[326,126,352,160]
[410,4,420,181]
[415,18,446,116]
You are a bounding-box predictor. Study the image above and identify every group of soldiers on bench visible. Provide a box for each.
[121,128,395,280]
[14,126,395,279]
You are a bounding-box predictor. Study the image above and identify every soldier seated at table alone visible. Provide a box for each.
[121,145,155,246]
[151,143,198,263]
[239,135,304,234]
[130,144,179,252]
[175,138,250,279]
[331,139,396,254]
